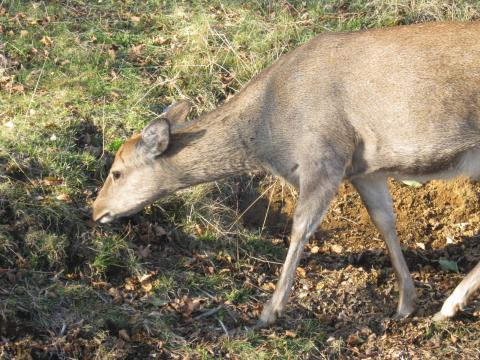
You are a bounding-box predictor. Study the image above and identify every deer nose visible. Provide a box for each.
[92,202,114,223]
[93,211,115,223]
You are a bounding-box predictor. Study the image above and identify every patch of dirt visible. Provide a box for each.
[237,176,295,235]
[245,177,480,256]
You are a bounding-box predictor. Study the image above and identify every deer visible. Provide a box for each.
[93,21,480,327]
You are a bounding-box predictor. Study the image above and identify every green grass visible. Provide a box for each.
[1,0,480,358]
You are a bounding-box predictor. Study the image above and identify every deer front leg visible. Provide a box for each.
[257,164,344,328]
[352,175,416,318]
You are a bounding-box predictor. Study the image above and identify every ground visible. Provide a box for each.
[1,1,480,359]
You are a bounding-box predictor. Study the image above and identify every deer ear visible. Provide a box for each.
[160,100,192,125]
[141,118,170,157]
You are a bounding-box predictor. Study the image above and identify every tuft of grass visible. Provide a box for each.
[90,234,141,276]
[24,230,67,270]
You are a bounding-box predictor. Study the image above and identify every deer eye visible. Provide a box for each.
[112,171,121,180]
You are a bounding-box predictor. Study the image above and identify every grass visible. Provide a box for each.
[1,0,480,358]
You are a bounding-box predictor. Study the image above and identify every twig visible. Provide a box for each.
[227,182,276,232]
[217,317,229,338]
[338,215,360,226]
[26,58,47,116]
[194,287,216,300]
[131,78,168,109]
[192,305,223,321]
[260,179,277,234]
[240,247,284,265]
[101,96,106,158]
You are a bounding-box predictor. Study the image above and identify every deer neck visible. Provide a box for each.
[165,101,260,188]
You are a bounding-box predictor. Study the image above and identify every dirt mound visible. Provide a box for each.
[241,176,480,264]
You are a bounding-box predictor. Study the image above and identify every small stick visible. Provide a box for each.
[240,248,284,265]
[217,317,229,339]
[26,58,46,116]
[192,305,223,321]
[338,215,360,226]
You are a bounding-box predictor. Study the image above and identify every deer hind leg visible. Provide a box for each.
[433,262,480,322]
[256,158,346,328]
[352,175,417,318]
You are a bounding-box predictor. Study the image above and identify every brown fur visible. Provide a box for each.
[93,22,480,326]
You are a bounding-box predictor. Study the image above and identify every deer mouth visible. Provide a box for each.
[93,211,115,224]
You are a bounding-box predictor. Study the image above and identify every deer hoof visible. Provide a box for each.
[432,311,450,323]
[256,304,278,328]
[394,301,416,320]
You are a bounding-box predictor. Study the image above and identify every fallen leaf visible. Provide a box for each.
[153,36,168,45]
[43,176,62,186]
[439,258,459,273]
[138,273,153,283]
[416,242,426,250]
[142,282,153,293]
[402,180,423,188]
[124,277,137,291]
[174,296,202,319]
[56,193,71,202]
[130,15,141,23]
[38,16,51,26]
[310,245,320,254]
[195,224,204,236]
[296,267,307,278]
[91,281,109,288]
[347,333,364,346]
[331,244,343,254]
[11,83,24,93]
[285,330,297,338]
[118,329,130,342]
[108,287,123,304]
[130,44,144,55]
[261,282,276,292]
[110,90,121,98]
[40,35,53,47]
[271,238,283,245]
